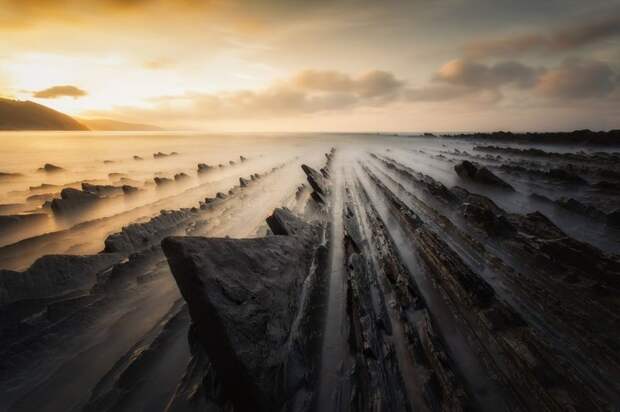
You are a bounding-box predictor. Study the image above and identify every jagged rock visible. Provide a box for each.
[556,197,606,220]
[461,202,515,236]
[121,185,139,194]
[607,209,620,226]
[154,177,173,186]
[104,209,196,254]
[82,182,123,197]
[0,254,120,305]
[239,177,250,187]
[154,152,168,158]
[216,192,227,199]
[240,155,247,162]
[92,247,160,293]
[529,193,552,203]
[133,155,143,161]
[161,209,322,411]
[38,163,64,173]
[50,188,100,214]
[295,184,306,200]
[454,160,514,190]
[265,208,310,236]
[593,181,620,191]
[174,173,190,181]
[548,168,587,184]
[301,164,328,196]
[197,163,211,173]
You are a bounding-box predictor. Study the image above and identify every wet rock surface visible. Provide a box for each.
[455,160,515,190]
[104,209,198,254]
[50,188,100,214]
[0,253,120,305]
[162,209,323,411]
[38,163,64,173]
[0,141,619,412]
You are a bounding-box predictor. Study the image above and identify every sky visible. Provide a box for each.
[0,0,619,132]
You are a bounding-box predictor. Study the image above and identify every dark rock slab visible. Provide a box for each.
[82,182,123,197]
[154,177,173,186]
[197,163,212,174]
[121,185,139,195]
[301,164,328,198]
[153,152,177,159]
[38,163,64,173]
[174,173,190,181]
[104,209,197,254]
[162,210,322,411]
[239,177,250,187]
[454,160,514,191]
[0,253,120,305]
[50,188,100,215]
[607,209,620,226]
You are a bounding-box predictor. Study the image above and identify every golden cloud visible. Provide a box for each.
[33,85,87,99]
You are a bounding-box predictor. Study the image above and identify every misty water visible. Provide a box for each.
[1,131,619,411]
[0,132,617,260]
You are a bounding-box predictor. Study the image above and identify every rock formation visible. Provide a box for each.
[454,160,515,190]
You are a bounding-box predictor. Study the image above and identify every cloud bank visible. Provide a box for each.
[465,15,620,58]
[90,60,618,128]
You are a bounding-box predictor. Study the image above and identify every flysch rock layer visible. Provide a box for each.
[162,208,324,412]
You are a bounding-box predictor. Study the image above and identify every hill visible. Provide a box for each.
[78,118,162,131]
[0,98,88,131]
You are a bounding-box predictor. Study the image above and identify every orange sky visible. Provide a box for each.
[1,0,619,131]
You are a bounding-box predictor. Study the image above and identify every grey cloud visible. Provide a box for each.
[535,58,617,99]
[293,70,403,98]
[465,15,620,58]
[433,59,541,89]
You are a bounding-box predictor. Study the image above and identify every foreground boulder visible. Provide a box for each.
[162,209,323,411]
[454,160,514,190]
